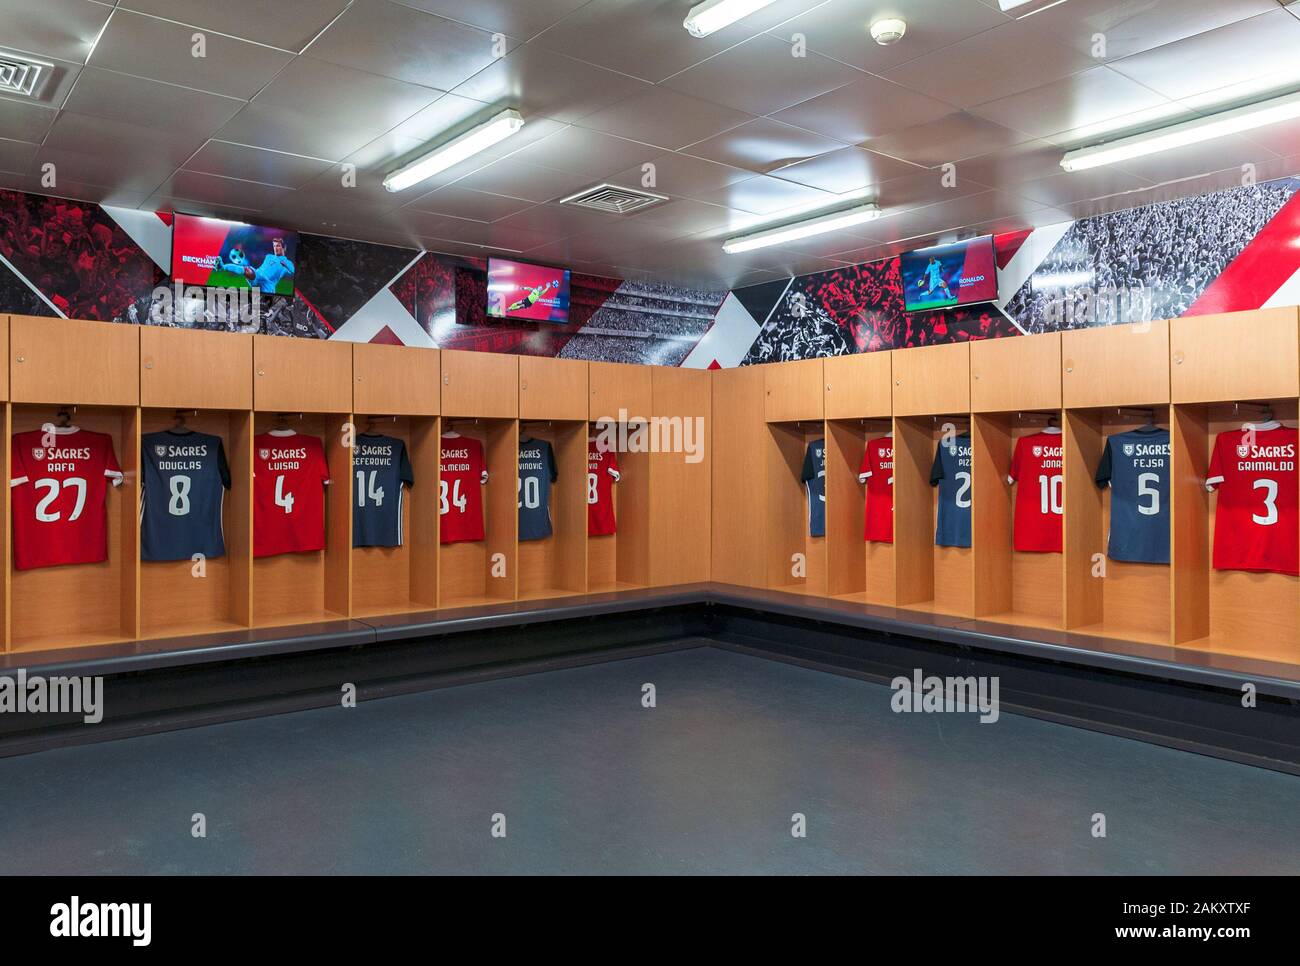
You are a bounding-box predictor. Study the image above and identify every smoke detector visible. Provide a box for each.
[869,18,907,45]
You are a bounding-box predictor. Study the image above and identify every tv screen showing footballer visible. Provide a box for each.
[171,213,299,296]
[901,236,998,312]
[486,258,571,323]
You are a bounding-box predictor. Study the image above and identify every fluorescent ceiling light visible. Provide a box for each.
[384,109,524,193]
[998,0,1069,17]
[684,0,779,38]
[724,203,881,254]
[1061,89,1300,172]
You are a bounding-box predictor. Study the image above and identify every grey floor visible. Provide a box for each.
[2,643,1298,875]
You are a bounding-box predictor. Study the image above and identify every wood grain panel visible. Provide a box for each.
[825,419,866,598]
[589,362,652,421]
[710,367,766,588]
[650,367,710,585]
[893,342,969,415]
[353,343,439,416]
[1170,404,1210,644]
[824,352,891,419]
[764,358,824,422]
[408,416,439,608]
[11,316,139,406]
[520,357,587,420]
[441,350,518,418]
[1063,410,1103,629]
[253,335,352,413]
[972,332,1061,412]
[971,413,1012,616]
[141,327,253,410]
[1062,320,1169,408]
[893,417,934,607]
[1170,308,1299,403]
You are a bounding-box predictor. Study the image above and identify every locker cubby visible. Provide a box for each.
[517,420,587,601]
[1171,398,1300,663]
[349,414,440,618]
[894,414,974,617]
[586,420,650,594]
[767,420,827,596]
[437,417,517,608]
[1062,406,1172,645]
[971,411,1065,630]
[10,404,139,652]
[138,408,253,639]
[825,418,894,604]
[250,412,352,628]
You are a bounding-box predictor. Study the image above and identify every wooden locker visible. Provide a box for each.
[1170,308,1300,403]
[892,343,969,416]
[353,342,439,416]
[710,366,766,588]
[589,361,652,421]
[0,316,9,400]
[971,332,1061,412]
[649,367,710,585]
[824,351,891,419]
[764,358,824,422]
[253,335,352,413]
[11,315,139,406]
[441,350,518,418]
[520,356,588,420]
[516,421,587,600]
[141,327,253,410]
[1062,320,1170,408]
[824,419,867,601]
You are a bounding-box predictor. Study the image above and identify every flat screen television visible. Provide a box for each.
[171,213,299,296]
[900,235,998,312]
[486,258,571,323]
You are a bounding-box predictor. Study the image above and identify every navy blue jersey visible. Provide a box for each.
[800,439,827,538]
[353,434,414,548]
[1096,427,1170,564]
[141,430,230,561]
[518,438,558,541]
[930,433,972,548]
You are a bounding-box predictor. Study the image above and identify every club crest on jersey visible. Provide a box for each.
[259,448,270,460]
[1032,445,1042,457]
[1236,444,1251,458]
[31,447,44,460]
[154,445,167,457]
[1122,443,1135,456]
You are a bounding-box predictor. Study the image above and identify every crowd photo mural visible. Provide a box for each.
[2,176,1300,368]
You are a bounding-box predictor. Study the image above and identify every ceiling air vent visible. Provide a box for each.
[559,183,669,215]
[0,50,52,98]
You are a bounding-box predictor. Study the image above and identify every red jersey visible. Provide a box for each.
[1206,424,1298,575]
[11,427,122,570]
[857,435,893,543]
[253,431,330,557]
[440,433,488,544]
[1008,428,1063,552]
[587,438,621,536]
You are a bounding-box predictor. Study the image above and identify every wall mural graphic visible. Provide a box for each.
[4,176,1300,368]
[727,177,1300,366]
[0,186,729,367]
